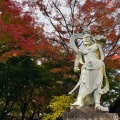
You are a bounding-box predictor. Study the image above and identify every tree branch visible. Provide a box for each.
[70,0,77,34]
[43,8,72,56]
[52,1,71,37]
[105,35,120,65]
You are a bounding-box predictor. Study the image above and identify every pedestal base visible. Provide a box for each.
[62,106,119,120]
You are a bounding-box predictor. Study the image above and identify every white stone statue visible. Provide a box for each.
[69,27,109,111]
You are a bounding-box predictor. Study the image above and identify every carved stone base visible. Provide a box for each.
[62,106,119,120]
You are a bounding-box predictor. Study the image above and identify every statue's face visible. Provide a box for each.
[83,35,92,46]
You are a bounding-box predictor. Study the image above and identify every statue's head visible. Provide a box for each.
[83,33,93,46]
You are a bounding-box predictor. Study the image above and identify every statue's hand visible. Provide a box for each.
[74,67,80,73]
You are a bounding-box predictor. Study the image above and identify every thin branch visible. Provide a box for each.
[105,35,120,65]
[6,100,16,114]
[52,1,71,37]
[47,15,66,28]
[45,37,67,46]
[43,8,72,56]
[70,0,77,34]
[44,9,65,43]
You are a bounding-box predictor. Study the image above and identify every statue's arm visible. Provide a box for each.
[74,52,84,73]
[97,43,104,61]
[70,33,83,53]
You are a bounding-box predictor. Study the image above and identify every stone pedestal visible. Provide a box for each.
[62,106,119,120]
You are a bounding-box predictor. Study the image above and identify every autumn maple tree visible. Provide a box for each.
[0,0,45,62]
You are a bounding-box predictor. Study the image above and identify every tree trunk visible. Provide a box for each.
[21,104,27,120]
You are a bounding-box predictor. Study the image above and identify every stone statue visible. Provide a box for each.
[69,27,109,111]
